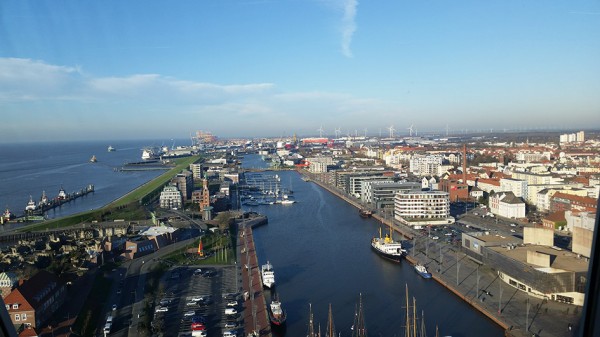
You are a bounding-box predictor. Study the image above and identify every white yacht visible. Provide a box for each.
[261,261,275,289]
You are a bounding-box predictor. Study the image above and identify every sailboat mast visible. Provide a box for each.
[405,285,411,337]
[412,297,417,337]
[308,303,315,337]
[326,303,336,337]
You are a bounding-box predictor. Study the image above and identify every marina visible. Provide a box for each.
[240,155,504,337]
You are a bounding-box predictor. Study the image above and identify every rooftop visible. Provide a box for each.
[489,244,589,273]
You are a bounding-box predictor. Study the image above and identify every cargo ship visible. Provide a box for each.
[267,296,287,326]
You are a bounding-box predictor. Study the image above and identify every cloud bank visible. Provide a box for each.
[0,57,393,141]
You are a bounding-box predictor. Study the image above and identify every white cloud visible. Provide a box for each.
[318,0,358,57]
[340,0,358,58]
[0,58,82,101]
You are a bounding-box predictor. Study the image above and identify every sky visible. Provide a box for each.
[1,0,599,142]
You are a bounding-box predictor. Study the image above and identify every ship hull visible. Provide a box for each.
[370,244,403,263]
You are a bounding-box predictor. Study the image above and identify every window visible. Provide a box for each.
[14,314,20,321]
[12,304,18,309]
[21,313,27,320]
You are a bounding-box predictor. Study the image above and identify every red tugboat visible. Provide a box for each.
[267,296,287,326]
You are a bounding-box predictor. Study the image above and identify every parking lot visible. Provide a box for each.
[150,265,243,337]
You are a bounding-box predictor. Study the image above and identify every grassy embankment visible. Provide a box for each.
[18,155,201,232]
[45,155,199,336]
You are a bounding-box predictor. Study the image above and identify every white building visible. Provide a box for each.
[500,178,528,199]
[489,191,526,219]
[394,191,453,226]
[307,156,334,173]
[409,155,443,177]
[159,185,183,209]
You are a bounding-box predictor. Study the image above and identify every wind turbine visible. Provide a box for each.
[317,125,324,138]
[407,125,414,137]
[363,128,368,137]
[387,125,395,138]
[334,128,341,138]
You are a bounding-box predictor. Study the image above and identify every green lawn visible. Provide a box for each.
[18,155,201,232]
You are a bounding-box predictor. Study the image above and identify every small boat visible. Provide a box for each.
[24,196,36,212]
[261,261,275,288]
[281,199,295,205]
[359,209,372,218]
[414,263,432,279]
[90,155,97,163]
[57,187,67,200]
[267,296,287,326]
[107,145,116,152]
[2,208,13,222]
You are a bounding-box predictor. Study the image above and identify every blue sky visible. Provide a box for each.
[1,0,599,142]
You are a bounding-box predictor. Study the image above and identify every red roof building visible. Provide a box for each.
[4,270,66,330]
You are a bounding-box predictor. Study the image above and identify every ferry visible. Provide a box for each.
[414,263,432,279]
[371,226,406,262]
[261,261,275,288]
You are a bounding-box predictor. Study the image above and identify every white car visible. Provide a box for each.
[226,301,237,307]
[184,310,196,317]
[155,306,168,313]
[510,223,517,227]
[224,322,237,329]
[223,331,236,337]
[186,300,198,306]
[224,308,237,315]
[112,304,117,311]
[510,229,516,233]
[191,296,204,302]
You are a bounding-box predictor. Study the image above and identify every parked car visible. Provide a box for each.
[225,308,237,315]
[224,322,237,329]
[187,300,198,306]
[226,301,237,307]
[155,306,168,313]
[184,310,196,317]
[112,304,117,311]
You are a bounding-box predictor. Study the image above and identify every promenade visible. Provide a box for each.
[238,216,272,337]
[300,170,581,337]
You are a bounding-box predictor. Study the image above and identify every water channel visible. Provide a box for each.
[241,154,503,337]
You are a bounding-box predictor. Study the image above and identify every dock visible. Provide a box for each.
[16,184,95,219]
[237,215,272,337]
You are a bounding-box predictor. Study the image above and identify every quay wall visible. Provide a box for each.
[237,215,271,337]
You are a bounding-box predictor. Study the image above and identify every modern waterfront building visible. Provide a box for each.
[393,190,453,226]
[462,230,588,306]
[159,185,183,209]
[361,181,421,209]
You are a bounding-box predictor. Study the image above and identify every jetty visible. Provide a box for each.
[15,185,95,220]
[237,215,271,337]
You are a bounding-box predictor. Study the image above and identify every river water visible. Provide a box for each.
[241,154,503,337]
[0,140,166,231]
